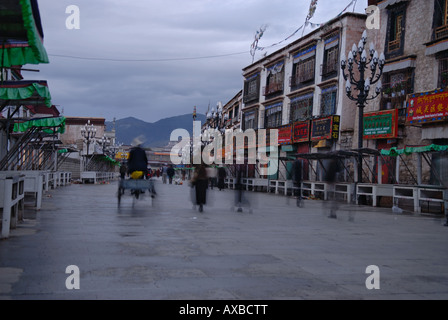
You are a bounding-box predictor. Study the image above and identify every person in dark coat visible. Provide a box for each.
[325,158,340,218]
[293,159,303,207]
[127,145,148,177]
[119,163,127,180]
[192,164,208,212]
[167,165,175,184]
[217,166,226,191]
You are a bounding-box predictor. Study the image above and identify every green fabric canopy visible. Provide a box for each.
[381,144,448,156]
[101,155,120,166]
[13,116,66,134]
[0,82,52,107]
[0,0,49,67]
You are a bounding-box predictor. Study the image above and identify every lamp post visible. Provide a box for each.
[341,30,385,184]
[80,120,97,171]
[100,135,110,155]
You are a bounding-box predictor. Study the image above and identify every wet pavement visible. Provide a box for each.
[1,178,448,300]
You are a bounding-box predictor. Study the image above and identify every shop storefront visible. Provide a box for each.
[292,120,311,180]
[364,109,399,184]
[407,90,448,185]
[310,115,340,149]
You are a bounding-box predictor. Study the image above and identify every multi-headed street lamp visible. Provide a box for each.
[100,135,110,154]
[341,30,385,184]
[80,120,97,171]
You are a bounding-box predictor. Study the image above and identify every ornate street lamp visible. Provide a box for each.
[80,120,97,171]
[341,30,385,184]
[100,135,110,155]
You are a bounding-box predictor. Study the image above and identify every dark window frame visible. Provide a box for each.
[264,105,283,129]
[433,0,448,41]
[291,56,315,89]
[385,3,407,59]
[243,75,260,104]
[320,87,337,116]
[290,93,313,123]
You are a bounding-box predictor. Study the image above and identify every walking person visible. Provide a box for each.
[293,159,304,207]
[167,165,175,184]
[206,166,217,190]
[324,158,340,219]
[162,164,168,184]
[217,166,226,191]
[191,164,208,212]
[119,163,127,180]
[234,164,251,212]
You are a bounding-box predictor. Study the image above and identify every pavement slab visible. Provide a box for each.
[1,178,448,300]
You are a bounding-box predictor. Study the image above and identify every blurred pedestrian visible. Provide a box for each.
[127,140,148,178]
[119,163,127,180]
[167,164,175,184]
[234,164,248,212]
[192,164,208,212]
[181,169,186,181]
[217,166,226,191]
[293,159,303,207]
[325,158,340,219]
[206,166,217,190]
[162,164,168,184]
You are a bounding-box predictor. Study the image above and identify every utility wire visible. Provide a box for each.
[48,51,249,62]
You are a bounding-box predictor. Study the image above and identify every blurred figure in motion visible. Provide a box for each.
[293,159,303,207]
[324,158,341,219]
[167,164,175,184]
[127,138,150,197]
[120,162,127,180]
[127,139,148,178]
[234,164,251,213]
[217,166,227,191]
[162,164,168,184]
[206,166,217,190]
[192,164,208,212]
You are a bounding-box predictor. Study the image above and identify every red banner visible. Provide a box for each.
[293,121,310,143]
[278,125,292,145]
[407,90,448,124]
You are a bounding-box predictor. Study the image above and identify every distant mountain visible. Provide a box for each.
[106,113,207,148]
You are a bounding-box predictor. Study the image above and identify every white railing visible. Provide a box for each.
[0,173,25,239]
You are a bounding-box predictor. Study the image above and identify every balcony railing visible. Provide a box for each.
[243,91,259,104]
[290,71,314,88]
[388,39,401,52]
[436,24,448,40]
[263,82,284,96]
[380,78,412,119]
[321,60,338,77]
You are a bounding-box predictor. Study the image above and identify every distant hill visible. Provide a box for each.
[106,113,207,148]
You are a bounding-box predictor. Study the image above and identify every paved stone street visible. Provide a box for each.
[1,179,448,300]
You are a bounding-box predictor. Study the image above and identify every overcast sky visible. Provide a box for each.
[33,0,367,123]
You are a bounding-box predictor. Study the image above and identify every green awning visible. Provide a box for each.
[0,0,49,67]
[101,155,120,166]
[0,81,52,107]
[381,144,448,156]
[13,116,66,134]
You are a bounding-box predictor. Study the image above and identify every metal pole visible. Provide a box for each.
[358,104,364,184]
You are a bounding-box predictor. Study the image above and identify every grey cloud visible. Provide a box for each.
[34,0,366,123]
